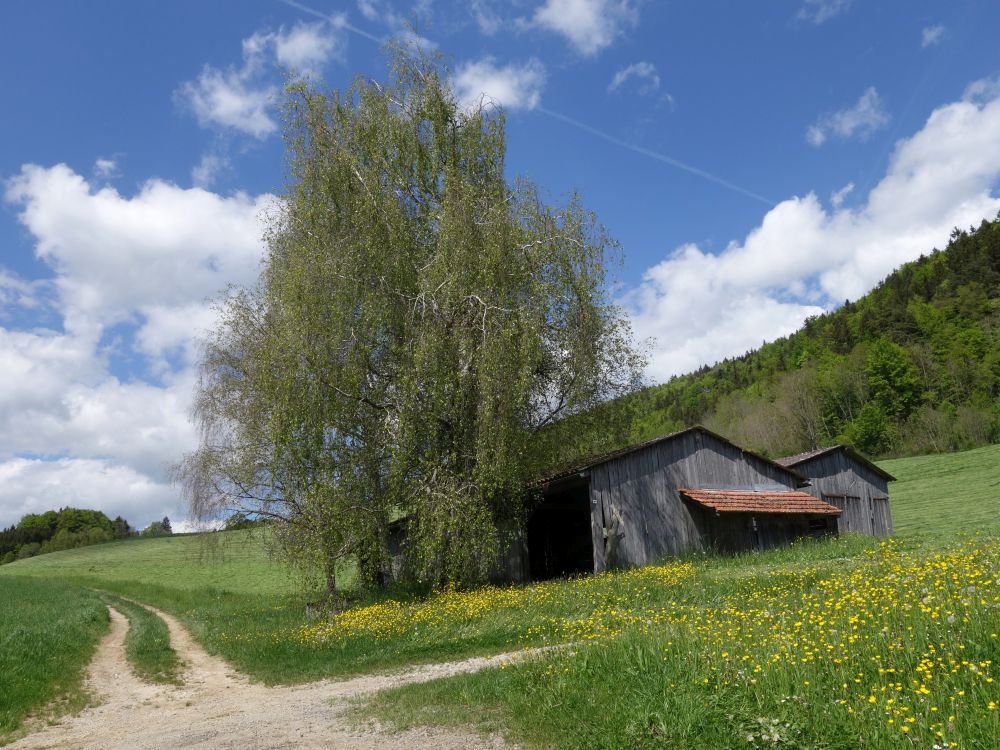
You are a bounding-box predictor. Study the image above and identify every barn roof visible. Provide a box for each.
[775,445,896,482]
[679,488,842,516]
[536,425,806,488]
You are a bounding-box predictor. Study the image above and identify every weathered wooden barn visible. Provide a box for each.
[776,445,894,538]
[504,426,844,581]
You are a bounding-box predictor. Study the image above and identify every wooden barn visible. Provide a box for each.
[776,445,895,538]
[503,426,842,581]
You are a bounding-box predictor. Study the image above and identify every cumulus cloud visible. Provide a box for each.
[797,0,852,25]
[5,164,274,331]
[628,78,1000,382]
[608,62,660,95]
[921,25,945,48]
[177,21,342,138]
[454,57,547,112]
[806,86,889,147]
[0,166,274,528]
[178,66,278,139]
[528,0,638,56]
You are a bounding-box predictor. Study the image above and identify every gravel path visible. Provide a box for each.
[7,604,515,750]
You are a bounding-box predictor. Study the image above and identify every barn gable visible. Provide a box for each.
[776,445,894,538]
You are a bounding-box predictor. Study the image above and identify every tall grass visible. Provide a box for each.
[0,577,107,743]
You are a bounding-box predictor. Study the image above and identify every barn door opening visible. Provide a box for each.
[527,479,594,580]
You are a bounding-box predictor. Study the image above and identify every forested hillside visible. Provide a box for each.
[625,216,1000,458]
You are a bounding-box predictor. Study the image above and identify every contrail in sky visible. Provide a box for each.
[278,0,384,43]
[278,0,776,207]
[536,106,776,207]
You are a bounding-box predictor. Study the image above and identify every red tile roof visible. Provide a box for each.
[679,488,842,516]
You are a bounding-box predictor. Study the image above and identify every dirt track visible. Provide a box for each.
[7,604,514,750]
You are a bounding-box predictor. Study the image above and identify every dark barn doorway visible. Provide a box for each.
[527,478,594,580]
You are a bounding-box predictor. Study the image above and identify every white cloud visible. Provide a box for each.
[0,457,180,529]
[178,66,278,139]
[806,86,889,146]
[470,0,503,35]
[0,165,275,529]
[830,182,854,208]
[270,21,343,75]
[353,0,436,50]
[797,0,852,25]
[177,21,342,138]
[628,78,1000,382]
[0,269,47,312]
[608,62,660,95]
[191,153,230,188]
[921,24,945,48]
[528,0,638,56]
[454,57,547,112]
[5,164,274,329]
[93,158,119,180]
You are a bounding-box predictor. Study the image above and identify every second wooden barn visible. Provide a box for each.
[776,445,895,537]
[509,426,841,581]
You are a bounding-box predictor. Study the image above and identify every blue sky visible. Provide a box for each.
[2,0,999,529]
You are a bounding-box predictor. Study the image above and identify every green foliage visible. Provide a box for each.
[629,217,1000,458]
[0,577,107,742]
[179,45,643,590]
[141,517,173,537]
[0,507,132,564]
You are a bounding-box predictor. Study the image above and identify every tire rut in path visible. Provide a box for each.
[7,603,515,750]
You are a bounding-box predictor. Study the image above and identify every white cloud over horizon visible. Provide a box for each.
[0,166,275,528]
[806,86,890,146]
[628,78,1000,381]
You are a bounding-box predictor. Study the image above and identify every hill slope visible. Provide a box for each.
[624,217,1000,459]
[878,442,1000,537]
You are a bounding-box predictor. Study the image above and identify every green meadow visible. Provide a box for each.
[879,443,1000,537]
[1,444,998,748]
[0,578,107,744]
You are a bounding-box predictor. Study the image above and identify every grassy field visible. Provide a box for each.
[2,530,303,595]
[879,443,1000,537]
[0,577,107,744]
[0,444,998,747]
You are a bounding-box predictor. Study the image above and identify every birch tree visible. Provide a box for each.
[179,47,644,591]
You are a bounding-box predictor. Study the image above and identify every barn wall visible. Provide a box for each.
[588,430,802,569]
[706,513,834,553]
[795,452,892,537]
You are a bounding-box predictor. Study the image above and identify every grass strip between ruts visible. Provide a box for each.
[97,592,182,685]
